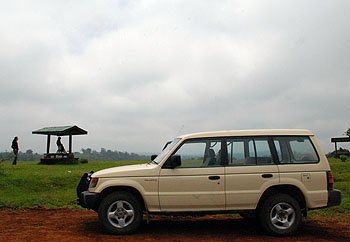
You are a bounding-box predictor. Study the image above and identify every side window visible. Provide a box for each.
[248,140,255,158]
[289,138,319,163]
[172,139,222,167]
[273,139,291,163]
[273,137,319,164]
[227,138,273,166]
[255,139,273,165]
[274,140,282,161]
[227,140,245,164]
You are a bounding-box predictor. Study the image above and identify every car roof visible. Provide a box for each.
[177,129,314,139]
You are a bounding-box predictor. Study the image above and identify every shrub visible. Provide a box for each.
[79,158,88,164]
[0,158,5,175]
[340,155,348,162]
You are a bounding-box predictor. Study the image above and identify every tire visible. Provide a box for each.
[98,191,143,234]
[258,194,301,236]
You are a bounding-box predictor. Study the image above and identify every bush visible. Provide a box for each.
[38,157,80,165]
[79,158,88,164]
[340,155,348,162]
[70,158,80,165]
[0,159,5,175]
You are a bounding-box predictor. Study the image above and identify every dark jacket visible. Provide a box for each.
[11,139,19,150]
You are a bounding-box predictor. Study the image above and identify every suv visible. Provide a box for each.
[77,129,341,236]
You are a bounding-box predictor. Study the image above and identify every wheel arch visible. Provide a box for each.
[95,186,146,212]
[257,185,307,216]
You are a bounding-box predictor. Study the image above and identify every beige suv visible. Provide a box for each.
[77,129,341,236]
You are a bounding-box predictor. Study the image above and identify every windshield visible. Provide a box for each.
[153,138,181,164]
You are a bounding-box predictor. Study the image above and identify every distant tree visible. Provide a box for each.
[344,128,350,137]
[81,148,92,154]
[1,147,148,162]
[326,147,350,158]
[25,149,33,155]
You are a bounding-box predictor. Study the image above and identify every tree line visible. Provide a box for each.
[0,148,150,162]
[78,148,149,161]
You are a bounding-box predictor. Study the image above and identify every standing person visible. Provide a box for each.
[11,136,19,165]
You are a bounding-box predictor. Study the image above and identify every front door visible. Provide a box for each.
[159,138,225,211]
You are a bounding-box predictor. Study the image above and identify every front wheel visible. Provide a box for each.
[98,191,143,234]
[259,194,301,236]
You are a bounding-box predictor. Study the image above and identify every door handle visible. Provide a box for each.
[208,176,220,180]
[262,174,273,178]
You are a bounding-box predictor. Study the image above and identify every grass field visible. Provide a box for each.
[310,158,350,218]
[0,158,349,217]
[0,160,147,208]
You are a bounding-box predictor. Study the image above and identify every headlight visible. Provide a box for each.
[89,178,99,188]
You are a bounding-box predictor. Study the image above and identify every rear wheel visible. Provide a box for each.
[259,194,301,236]
[98,191,143,234]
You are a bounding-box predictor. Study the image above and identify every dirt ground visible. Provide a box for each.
[0,208,349,242]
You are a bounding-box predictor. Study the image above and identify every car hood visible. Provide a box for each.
[91,163,159,178]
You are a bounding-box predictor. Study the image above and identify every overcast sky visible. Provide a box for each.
[1,0,349,154]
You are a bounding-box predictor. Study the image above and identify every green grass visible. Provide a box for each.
[0,158,349,218]
[0,160,147,208]
[309,158,350,218]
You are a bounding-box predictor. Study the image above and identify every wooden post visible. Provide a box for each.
[46,135,51,154]
[69,135,72,154]
[334,142,338,157]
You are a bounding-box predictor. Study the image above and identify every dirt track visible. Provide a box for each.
[0,208,349,242]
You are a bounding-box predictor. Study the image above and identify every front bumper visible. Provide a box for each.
[78,191,99,209]
[327,189,342,207]
[76,171,99,210]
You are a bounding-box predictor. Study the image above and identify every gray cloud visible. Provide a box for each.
[1,0,349,154]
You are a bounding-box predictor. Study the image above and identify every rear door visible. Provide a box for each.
[225,137,280,210]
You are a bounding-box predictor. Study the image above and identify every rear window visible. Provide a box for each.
[273,136,319,164]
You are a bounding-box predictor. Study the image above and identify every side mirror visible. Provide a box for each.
[169,155,181,168]
[151,155,157,160]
